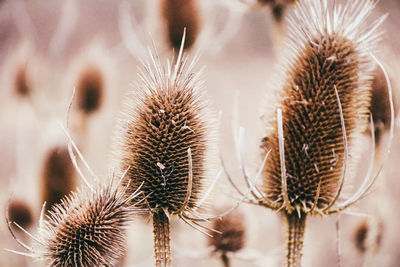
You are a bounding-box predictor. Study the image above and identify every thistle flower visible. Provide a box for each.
[7,178,142,267]
[114,34,216,266]
[7,199,33,230]
[232,1,387,266]
[161,0,200,50]
[41,145,77,212]
[208,209,246,267]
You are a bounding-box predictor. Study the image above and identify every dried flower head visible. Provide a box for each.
[7,180,142,267]
[208,209,246,254]
[161,0,200,50]
[354,218,384,253]
[7,199,33,230]
[41,145,77,212]
[76,65,104,115]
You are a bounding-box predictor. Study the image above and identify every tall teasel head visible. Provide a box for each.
[161,0,200,50]
[7,179,143,267]
[41,145,77,212]
[114,35,216,266]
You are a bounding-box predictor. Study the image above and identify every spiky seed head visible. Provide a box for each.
[260,0,382,213]
[76,65,104,115]
[161,0,200,50]
[8,199,33,230]
[208,209,246,254]
[353,219,384,253]
[370,67,397,143]
[41,146,77,212]
[25,182,136,266]
[116,50,215,215]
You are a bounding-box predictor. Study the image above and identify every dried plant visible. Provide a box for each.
[208,208,246,267]
[40,145,77,213]
[114,34,217,266]
[228,0,390,266]
[76,65,104,116]
[7,199,33,230]
[353,218,384,254]
[257,0,297,22]
[161,0,200,50]
[7,176,143,266]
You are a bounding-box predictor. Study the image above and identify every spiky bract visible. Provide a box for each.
[161,0,200,50]
[76,65,104,115]
[261,0,381,214]
[118,51,214,215]
[35,182,135,266]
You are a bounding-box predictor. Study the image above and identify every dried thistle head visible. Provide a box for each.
[259,0,383,215]
[370,67,397,143]
[76,65,104,115]
[7,199,33,230]
[41,145,77,212]
[161,0,200,50]
[116,46,216,217]
[354,218,384,253]
[208,209,246,254]
[7,180,141,267]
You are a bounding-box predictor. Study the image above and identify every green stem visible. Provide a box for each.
[285,213,306,267]
[153,210,171,267]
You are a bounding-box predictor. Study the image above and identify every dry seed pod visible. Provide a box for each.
[41,145,77,212]
[7,180,142,267]
[115,36,216,266]
[161,0,200,50]
[208,209,246,267]
[249,1,385,266]
[7,199,33,230]
[76,65,104,116]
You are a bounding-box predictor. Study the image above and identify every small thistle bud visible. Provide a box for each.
[76,65,104,115]
[8,199,33,230]
[256,1,383,266]
[161,0,200,50]
[41,145,77,212]
[115,37,216,266]
[370,67,397,143]
[208,209,246,267]
[7,181,141,267]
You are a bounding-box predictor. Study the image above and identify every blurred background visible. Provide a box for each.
[0,0,400,266]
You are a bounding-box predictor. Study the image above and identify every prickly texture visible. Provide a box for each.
[41,146,77,212]
[208,209,246,254]
[76,65,104,115]
[261,0,379,213]
[37,183,133,266]
[161,0,200,50]
[153,211,171,267]
[8,199,33,229]
[370,67,396,143]
[119,53,212,215]
[285,213,306,267]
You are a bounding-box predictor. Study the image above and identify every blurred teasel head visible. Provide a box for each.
[114,34,216,266]
[7,199,33,230]
[7,179,143,267]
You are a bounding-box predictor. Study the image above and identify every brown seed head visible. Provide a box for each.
[14,63,31,97]
[41,146,77,212]
[353,219,384,253]
[208,209,246,254]
[8,199,33,230]
[260,0,381,213]
[116,50,215,215]
[161,0,200,50]
[76,65,104,115]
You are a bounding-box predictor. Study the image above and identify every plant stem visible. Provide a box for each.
[285,213,306,267]
[153,210,171,267]
[221,253,230,267]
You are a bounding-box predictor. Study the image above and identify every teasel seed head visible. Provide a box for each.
[353,218,384,253]
[257,0,297,22]
[41,145,77,212]
[7,180,142,267]
[7,199,33,230]
[260,0,383,215]
[76,65,104,115]
[208,208,246,254]
[14,63,31,97]
[161,0,200,50]
[370,67,397,144]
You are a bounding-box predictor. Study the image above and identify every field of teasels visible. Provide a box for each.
[1,0,400,266]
